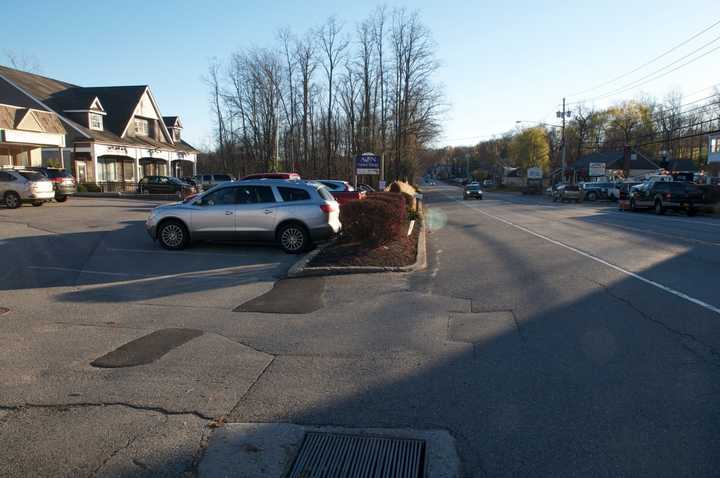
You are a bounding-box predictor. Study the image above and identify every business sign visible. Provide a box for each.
[355,153,380,175]
[526,167,543,179]
[589,162,606,177]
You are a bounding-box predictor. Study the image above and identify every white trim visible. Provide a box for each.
[145,88,174,144]
[64,109,108,116]
[89,97,105,112]
[0,72,91,139]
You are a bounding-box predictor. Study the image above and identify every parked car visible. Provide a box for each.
[482,179,495,187]
[138,176,196,197]
[315,180,367,205]
[28,167,77,202]
[193,173,234,191]
[180,176,198,188]
[580,181,614,202]
[0,168,55,208]
[241,172,301,181]
[145,179,341,253]
[552,184,581,203]
[464,183,483,200]
[629,181,703,215]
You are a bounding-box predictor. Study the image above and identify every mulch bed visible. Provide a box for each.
[310,217,421,268]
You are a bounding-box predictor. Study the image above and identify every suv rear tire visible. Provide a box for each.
[157,219,189,250]
[31,201,43,207]
[55,195,68,203]
[277,223,310,254]
[4,192,21,209]
[586,191,597,201]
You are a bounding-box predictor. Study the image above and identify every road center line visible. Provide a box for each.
[450,194,720,316]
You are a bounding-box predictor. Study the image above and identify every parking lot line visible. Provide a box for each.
[106,247,253,257]
[27,263,281,286]
[452,195,720,316]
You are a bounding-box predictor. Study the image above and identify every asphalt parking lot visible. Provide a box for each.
[0,197,297,308]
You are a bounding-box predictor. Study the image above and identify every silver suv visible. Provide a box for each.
[146,179,341,253]
[0,168,55,209]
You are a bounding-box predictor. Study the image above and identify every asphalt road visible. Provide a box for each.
[2,192,720,477]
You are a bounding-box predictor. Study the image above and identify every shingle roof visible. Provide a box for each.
[163,116,179,128]
[665,159,698,172]
[573,151,659,171]
[0,65,196,153]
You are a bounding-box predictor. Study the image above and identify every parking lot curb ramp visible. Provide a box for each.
[287,213,427,278]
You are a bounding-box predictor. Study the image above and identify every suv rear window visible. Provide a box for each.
[42,169,71,179]
[18,171,46,181]
[317,186,334,202]
[278,187,311,202]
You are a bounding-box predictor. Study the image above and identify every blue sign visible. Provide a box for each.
[355,153,380,175]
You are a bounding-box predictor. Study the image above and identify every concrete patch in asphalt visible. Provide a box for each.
[234,277,325,314]
[448,311,520,345]
[91,328,204,368]
[198,423,460,478]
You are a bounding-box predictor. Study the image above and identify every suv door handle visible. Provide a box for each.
[225,210,233,215]
[263,209,273,214]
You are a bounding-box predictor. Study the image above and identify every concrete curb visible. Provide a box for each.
[198,422,461,478]
[286,240,335,278]
[289,210,427,277]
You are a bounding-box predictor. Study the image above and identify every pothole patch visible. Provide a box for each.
[90,328,203,368]
[234,277,325,314]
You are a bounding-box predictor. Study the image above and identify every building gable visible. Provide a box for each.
[121,88,173,143]
[15,109,44,132]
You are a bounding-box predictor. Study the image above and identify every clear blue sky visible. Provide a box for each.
[3,0,718,149]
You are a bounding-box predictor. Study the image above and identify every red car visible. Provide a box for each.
[316,180,366,205]
[242,172,301,180]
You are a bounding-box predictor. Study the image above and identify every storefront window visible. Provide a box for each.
[98,159,118,182]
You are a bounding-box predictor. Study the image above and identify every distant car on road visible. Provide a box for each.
[580,181,614,202]
[0,168,55,208]
[629,181,703,215]
[28,167,76,202]
[146,179,341,253]
[464,183,483,200]
[482,179,495,187]
[617,182,642,211]
[138,176,196,197]
[553,184,581,203]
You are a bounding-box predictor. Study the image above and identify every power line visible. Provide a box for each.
[569,34,720,105]
[567,18,720,98]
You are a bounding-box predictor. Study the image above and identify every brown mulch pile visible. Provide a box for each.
[310,218,421,268]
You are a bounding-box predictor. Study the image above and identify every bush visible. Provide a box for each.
[340,197,405,247]
[77,183,101,193]
[367,191,406,212]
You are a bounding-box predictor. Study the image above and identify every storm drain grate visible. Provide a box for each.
[287,432,426,478]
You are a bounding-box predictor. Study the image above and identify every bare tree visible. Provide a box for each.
[317,17,349,177]
[3,49,40,73]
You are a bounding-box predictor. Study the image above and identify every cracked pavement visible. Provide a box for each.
[2,191,720,476]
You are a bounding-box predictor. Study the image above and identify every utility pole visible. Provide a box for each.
[557,98,571,183]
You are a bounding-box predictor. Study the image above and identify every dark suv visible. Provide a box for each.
[630,181,703,215]
[28,167,76,202]
[138,176,196,197]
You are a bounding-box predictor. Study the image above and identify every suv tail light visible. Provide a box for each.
[320,203,336,213]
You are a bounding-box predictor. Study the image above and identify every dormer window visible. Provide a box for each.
[173,129,181,141]
[135,118,149,136]
[89,112,103,131]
